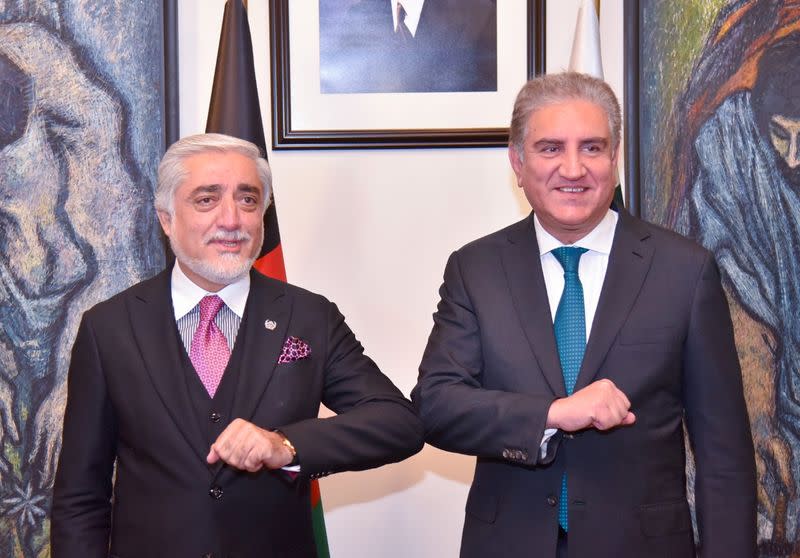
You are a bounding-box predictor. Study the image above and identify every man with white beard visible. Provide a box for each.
[51,133,423,558]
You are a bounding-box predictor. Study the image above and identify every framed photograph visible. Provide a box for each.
[270,0,545,149]
[624,1,800,555]
[0,2,176,554]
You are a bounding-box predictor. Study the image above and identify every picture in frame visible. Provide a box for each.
[624,1,800,555]
[0,2,177,555]
[270,0,545,149]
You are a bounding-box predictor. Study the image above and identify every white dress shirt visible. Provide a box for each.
[535,209,618,337]
[391,0,424,36]
[535,209,618,456]
[171,262,249,322]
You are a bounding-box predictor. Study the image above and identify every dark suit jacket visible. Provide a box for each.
[51,269,423,558]
[412,210,757,558]
[320,0,497,93]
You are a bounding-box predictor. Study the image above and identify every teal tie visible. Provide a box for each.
[551,246,588,532]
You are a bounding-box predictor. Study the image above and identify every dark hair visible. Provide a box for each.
[751,33,800,137]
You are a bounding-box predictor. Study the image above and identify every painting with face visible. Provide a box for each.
[0,2,166,556]
[633,0,800,555]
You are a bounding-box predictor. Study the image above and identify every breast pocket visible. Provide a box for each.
[619,325,681,347]
[267,358,322,419]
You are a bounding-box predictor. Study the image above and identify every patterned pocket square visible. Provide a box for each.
[277,336,311,364]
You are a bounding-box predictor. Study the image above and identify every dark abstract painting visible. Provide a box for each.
[632,0,800,555]
[0,2,166,555]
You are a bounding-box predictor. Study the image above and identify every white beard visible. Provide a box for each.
[169,227,263,287]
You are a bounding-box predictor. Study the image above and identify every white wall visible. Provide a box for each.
[177,1,624,556]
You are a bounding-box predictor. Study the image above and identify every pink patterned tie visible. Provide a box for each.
[189,295,230,397]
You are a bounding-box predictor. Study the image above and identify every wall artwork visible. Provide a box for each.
[319,0,497,94]
[0,2,174,555]
[270,0,545,148]
[625,1,800,555]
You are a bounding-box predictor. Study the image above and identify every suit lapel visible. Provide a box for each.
[575,209,654,390]
[501,215,566,396]
[127,270,209,463]
[229,271,292,423]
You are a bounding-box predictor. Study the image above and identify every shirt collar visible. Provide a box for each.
[171,262,250,320]
[534,209,618,256]
[392,0,424,36]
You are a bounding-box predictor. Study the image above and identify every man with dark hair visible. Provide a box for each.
[413,72,757,557]
[51,133,424,557]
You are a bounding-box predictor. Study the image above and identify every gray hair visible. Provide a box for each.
[509,72,621,158]
[155,133,272,215]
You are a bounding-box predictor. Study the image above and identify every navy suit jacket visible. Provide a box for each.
[413,209,757,557]
[52,269,423,557]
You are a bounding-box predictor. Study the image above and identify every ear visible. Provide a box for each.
[508,145,523,186]
[157,210,172,237]
[611,142,621,168]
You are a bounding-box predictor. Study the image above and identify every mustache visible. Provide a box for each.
[203,230,252,244]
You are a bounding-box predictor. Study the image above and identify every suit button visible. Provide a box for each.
[209,412,222,423]
[209,485,223,499]
[546,495,557,507]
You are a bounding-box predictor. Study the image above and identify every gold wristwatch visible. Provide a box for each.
[274,430,298,466]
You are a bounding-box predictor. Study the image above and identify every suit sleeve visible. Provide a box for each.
[51,315,116,557]
[277,301,424,476]
[411,251,556,466]
[682,253,757,557]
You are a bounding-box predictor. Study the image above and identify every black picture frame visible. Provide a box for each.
[269,0,545,149]
[163,0,180,148]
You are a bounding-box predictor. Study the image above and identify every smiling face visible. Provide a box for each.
[509,99,619,244]
[158,151,265,291]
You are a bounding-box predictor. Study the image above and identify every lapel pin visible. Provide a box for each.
[264,319,277,331]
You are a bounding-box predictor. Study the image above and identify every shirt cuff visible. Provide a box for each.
[540,428,558,460]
